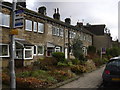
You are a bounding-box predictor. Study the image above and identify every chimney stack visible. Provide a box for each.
[77,22,83,27]
[17,0,26,8]
[53,8,60,20]
[38,6,46,15]
[65,18,71,24]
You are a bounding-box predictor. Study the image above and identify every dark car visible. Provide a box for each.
[102,56,120,85]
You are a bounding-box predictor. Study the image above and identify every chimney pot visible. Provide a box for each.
[65,18,71,24]
[77,22,83,27]
[38,6,46,15]
[53,8,60,20]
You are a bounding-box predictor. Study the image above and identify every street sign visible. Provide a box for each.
[15,9,24,28]
[101,48,106,54]
[10,29,18,35]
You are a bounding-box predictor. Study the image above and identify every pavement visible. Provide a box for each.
[59,66,105,88]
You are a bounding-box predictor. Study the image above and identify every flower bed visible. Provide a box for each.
[2,69,75,88]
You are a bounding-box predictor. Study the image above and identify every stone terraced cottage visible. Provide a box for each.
[0,2,93,68]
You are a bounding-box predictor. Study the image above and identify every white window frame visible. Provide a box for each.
[24,46,33,59]
[52,26,56,35]
[55,47,61,52]
[33,45,37,56]
[0,44,9,57]
[0,12,10,27]
[25,19,32,31]
[38,22,44,33]
[59,28,64,37]
[37,45,44,55]
[56,28,60,36]
[34,21,37,32]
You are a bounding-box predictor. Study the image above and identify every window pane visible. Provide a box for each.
[60,28,64,37]
[25,46,32,49]
[0,12,10,27]
[25,50,32,58]
[16,49,23,59]
[4,14,10,27]
[38,23,44,33]
[57,28,59,36]
[52,26,56,35]
[25,20,32,31]
[0,45,9,57]
[55,47,61,52]
[34,22,37,32]
[38,46,44,55]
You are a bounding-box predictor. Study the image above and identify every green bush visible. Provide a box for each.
[57,61,68,67]
[52,52,65,62]
[71,59,80,65]
[16,71,31,78]
[17,70,57,84]
[67,61,73,66]
[93,58,108,67]
[79,54,87,61]
[87,45,96,54]
[106,47,120,57]
[33,57,57,70]
[49,70,73,82]
[71,65,86,74]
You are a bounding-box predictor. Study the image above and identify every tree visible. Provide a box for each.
[106,47,120,57]
[71,36,83,60]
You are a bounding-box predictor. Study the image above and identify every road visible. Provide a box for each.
[59,66,105,88]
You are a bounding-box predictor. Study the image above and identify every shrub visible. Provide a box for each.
[71,59,80,65]
[84,60,96,72]
[106,47,120,57]
[71,65,87,74]
[79,54,87,61]
[16,77,49,88]
[17,70,57,85]
[49,70,73,82]
[57,61,68,67]
[2,73,10,85]
[67,61,73,66]
[33,57,57,70]
[87,46,96,54]
[52,52,65,62]
[93,58,108,67]
[17,71,31,78]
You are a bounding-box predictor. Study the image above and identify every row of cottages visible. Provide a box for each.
[0,2,93,68]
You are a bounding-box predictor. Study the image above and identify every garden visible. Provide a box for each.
[3,37,119,89]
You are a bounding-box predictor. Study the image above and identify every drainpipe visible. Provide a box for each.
[68,28,70,60]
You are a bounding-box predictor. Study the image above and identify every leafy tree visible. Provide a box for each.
[71,36,83,60]
[106,47,120,57]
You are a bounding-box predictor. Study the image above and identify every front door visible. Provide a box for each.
[47,47,54,57]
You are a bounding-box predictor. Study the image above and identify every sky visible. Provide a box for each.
[4,0,120,41]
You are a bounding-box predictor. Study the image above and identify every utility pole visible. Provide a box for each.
[10,0,16,89]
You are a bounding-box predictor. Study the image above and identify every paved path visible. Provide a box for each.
[59,66,105,88]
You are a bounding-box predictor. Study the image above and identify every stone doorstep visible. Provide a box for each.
[48,64,105,88]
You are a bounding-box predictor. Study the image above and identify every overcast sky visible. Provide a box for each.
[4,0,120,41]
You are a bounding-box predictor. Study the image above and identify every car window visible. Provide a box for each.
[107,59,120,66]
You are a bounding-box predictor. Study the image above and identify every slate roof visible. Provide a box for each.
[1,2,93,36]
